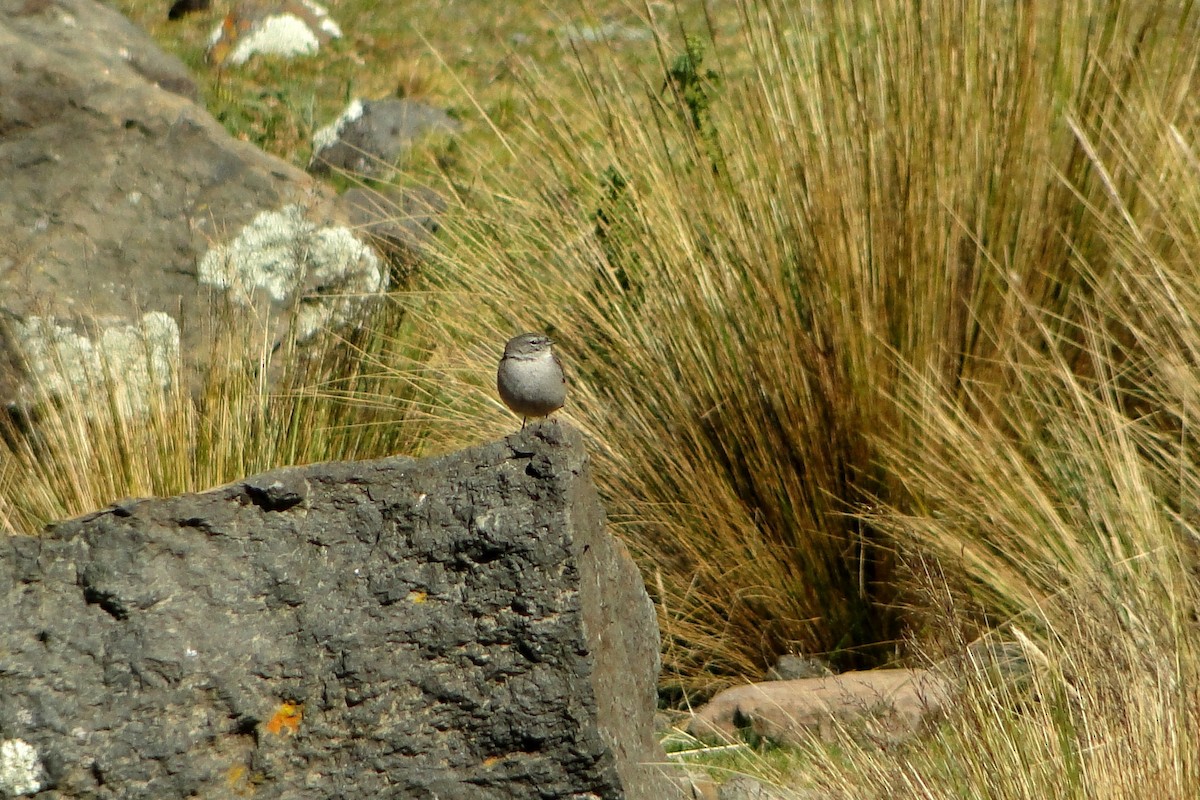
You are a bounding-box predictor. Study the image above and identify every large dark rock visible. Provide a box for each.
[0,425,680,799]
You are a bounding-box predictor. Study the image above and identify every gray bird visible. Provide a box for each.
[496,333,566,428]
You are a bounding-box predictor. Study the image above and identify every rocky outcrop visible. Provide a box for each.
[0,424,681,799]
[0,0,384,412]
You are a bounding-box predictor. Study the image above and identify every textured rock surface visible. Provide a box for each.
[0,424,680,799]
[0,0,382,410]
[309,98,461,177]
[206,0,342,67]
[343,185,446,275]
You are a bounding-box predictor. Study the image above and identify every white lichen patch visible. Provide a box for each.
[311,98,364,155]
[14,311,180,417]
[200,205,313,301]
[207,18,226,47]
[299,0,341,36]
[199,205,386,342]
[208,0,342,66]
[294,224,386,340]
[0,739,47,797]
[227,13,319,65]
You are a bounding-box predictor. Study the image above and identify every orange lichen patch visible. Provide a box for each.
[206,14,243,66]
[407,590,427,604]
[264,701,303,736]
[482,756,501,768]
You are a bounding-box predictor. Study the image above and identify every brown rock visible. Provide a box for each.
[689,668,952,747]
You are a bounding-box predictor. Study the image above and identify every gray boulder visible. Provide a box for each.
[309,98,461,177]
[0,0,384,412]
[343,185,446,275]
[0,424,681,799]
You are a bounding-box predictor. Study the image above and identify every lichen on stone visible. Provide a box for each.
[199,204,386,342]
[208,0,342,66]
[226,13,319,65]
[0,739,46,797]
[312,98,365,155]
[13,311,180,416]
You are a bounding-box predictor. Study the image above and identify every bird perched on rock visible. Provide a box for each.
[496,333,566,428]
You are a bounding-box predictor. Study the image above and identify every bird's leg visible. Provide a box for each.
[521,417,528,430]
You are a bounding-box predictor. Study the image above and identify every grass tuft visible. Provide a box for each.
[0,303,426,532]
[397,0,1200,696]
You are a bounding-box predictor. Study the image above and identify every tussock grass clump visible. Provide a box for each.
[412,0,1200,694]
[868,0,1200,632]
[797,572,1200,798]
[0,305,427,533]
[812,31,1200,791]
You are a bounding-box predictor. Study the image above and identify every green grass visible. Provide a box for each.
[5,0,1200,795]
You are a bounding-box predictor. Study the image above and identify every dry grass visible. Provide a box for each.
[781,571,1200,799]
[789,24,1200,790]
[865,0,1200,633]
[4,1,1200,791]
[397,0,1200,696]
[0,304,428,532]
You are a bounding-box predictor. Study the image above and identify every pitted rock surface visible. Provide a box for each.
[0,425,680,799]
